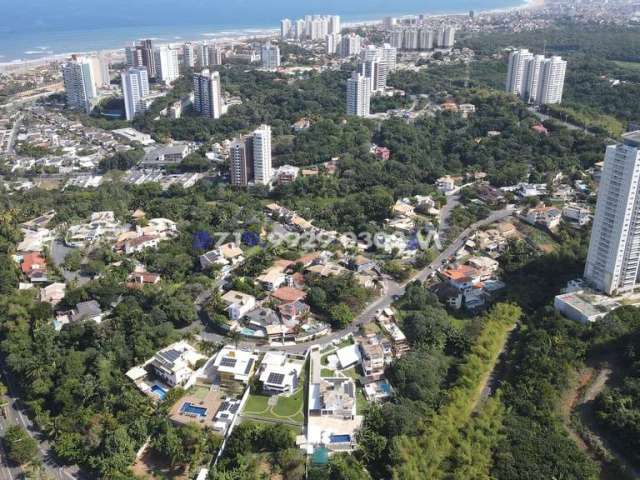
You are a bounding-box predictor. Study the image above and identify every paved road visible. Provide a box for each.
[0,369,80,480]
[195,207,514,354]
[528,107,616,144]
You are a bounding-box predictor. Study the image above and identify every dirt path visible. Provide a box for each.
[562,365,640,479]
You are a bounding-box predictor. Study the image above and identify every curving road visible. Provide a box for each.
[196,207,514,354]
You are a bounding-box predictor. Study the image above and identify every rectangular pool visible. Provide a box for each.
[329,434,351,443]
[181,402,208,417]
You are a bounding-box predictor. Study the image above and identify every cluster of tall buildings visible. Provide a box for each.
[230,125,272,186]
[358,44,397,94]
[61,55,110,113]
[335,33,362,58]
[584,131,640,296]
[505,49,567,105]
[280,15,341,41]
[390,26,455,51]
[346,43,398,117]
[126,40,180,86]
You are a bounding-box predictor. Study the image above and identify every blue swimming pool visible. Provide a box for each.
[181,402,208,417]
[330,434,351,443]
[380,382,391,394]
[151,384,167,400]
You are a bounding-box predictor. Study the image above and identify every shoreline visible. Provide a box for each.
[0,0,541,70]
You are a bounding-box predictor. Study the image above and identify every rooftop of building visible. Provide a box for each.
[623,130,640,148]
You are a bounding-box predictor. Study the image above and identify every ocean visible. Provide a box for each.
[0,0,523,63]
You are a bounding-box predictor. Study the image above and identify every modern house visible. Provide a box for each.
[211,346,256,393]
[149,341,207,388]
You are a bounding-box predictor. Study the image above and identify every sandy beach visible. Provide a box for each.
[0,0,544,72]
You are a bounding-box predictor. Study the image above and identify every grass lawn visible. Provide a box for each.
[244,390,304,424]
[321,368,335,377]
[614,60,640,72]
[342,366,362,380]
[335,337,355,349]
[356,388,367,415]
[191,386,209,400]
[244,394,270,415]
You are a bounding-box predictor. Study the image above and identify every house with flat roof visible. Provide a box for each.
[149,341,207,388]
[358,336,386,381]
[211,346,257,393]
[141,143,190,166]
[257,266,287,291]
[222,290,256,320]
[258,351,304,394]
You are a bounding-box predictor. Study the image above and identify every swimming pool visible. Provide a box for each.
[151,384,167,400]
[380,382,391,394]
[181,402,208,417]
[329,434,351,444]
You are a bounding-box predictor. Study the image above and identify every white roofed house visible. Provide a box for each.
[123,234,160,254]
[144,218,179,239]
[212,346,257,393]
[221,290,256,320]
[149,341,207,388]
[258,351,304,394]
[524,205,562,230]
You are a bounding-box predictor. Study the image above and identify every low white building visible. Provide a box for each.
[149,341,207,387]
[258,351,304,394]
[222,290,256,320]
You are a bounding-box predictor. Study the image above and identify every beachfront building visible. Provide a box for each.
[122,67,150,121]
[125,39,157,78]
[62,56,97,113]
[154,45,180,85]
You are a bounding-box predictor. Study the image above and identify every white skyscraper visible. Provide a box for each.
[252,125,272,186]
[325,33,342,55]
[62,56,97,113]
[381,43,397,72]
[208,45,224,66]
[230,137,252,187]
[193,69,223,119]
[196,44,209,68]
[121,67,149,121]
[346,72,370,117]
[261,42,281,70]
[537,56,567,105]
[403,29,419,50]
[339,34,361,58]
[329,15,341,35]
[154,46,179,85]
[507,50,566,105]
[506,49,534,97]
[89,55,110,89]
[183,42,196,68]
[523,54,546,103]
[295,19,305,39]
[585,132,640,295]
[391,29,404,49]
[383,17,397,29]
[281,18,292,38]
[439,27,456,48]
